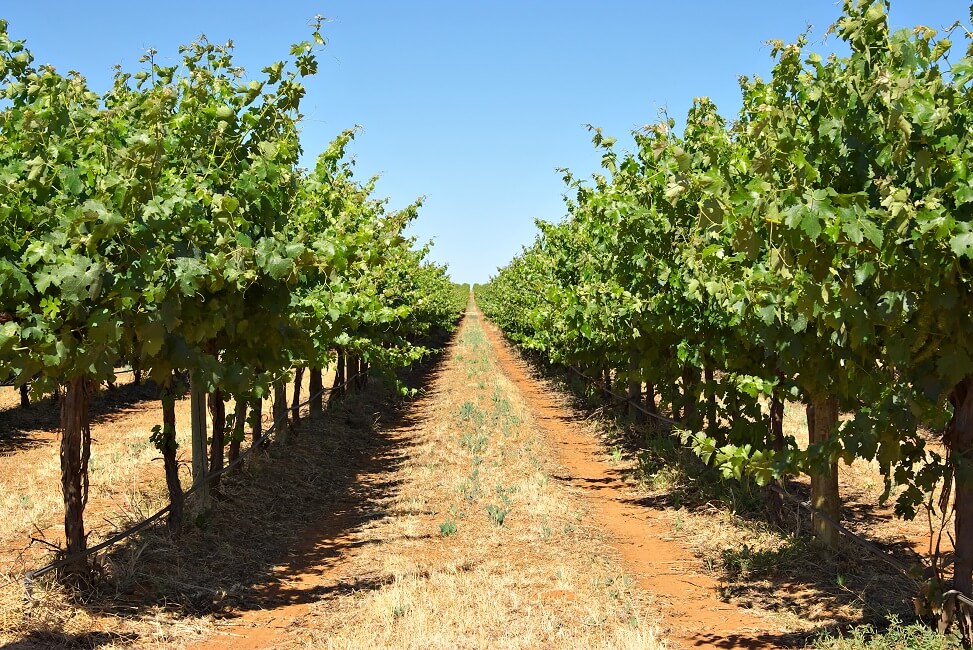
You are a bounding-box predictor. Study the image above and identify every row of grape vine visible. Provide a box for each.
[478,0,973,619]
[0,19,466,570]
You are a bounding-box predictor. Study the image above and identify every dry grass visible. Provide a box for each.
[0,572,208,649]
[0,368,330,647]
[0,385,24,411]
[0,370,323,559]
[0,324,663,648]
[286,318,664,649]
[0,375,189,576]
[549,382,944,640]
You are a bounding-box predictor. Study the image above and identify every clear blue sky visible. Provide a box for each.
[4,2,969,284]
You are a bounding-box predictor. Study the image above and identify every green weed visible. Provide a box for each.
[459,432,488,454]
[459,468,482,502]
[486,504,509,526]
[458,401,482,424]
[439,518,458,537]
[812,616,963,649]
[609,445,623,464]
[486,486,513,526]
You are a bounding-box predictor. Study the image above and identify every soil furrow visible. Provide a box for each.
[478,312,784,650]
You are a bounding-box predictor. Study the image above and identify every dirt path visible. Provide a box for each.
[1,309,932,648]
[190,414,416,650]
[191,311,665,649]
[478,312,790,649]
[182,309,804,649]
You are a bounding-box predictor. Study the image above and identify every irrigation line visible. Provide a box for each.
[24,370,365,584]
[566,365,679,426]
[765,484,918,582]
[565,363,927,584]
[943,590,973,608]
[488,318,973,618]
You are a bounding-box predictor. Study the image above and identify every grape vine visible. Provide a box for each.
[479,0,973,614]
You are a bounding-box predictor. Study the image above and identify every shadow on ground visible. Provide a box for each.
[499,343,930,648]
[0,631,140,650]
[2,330,454,649]
[0,378,161,455]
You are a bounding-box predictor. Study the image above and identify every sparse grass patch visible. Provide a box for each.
[486,502,510,526]
[812,616,963,649]
[459,432,488,454]
[286,312,665,649]
[719,537,808,579]
[439,518,458,537]
[609,444,624,464]
[457,400,483,425]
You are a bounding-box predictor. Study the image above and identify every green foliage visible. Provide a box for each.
[486,503,509,526]
[813,616,963,649]
[0,20,467,564]
[439,518,458,537]
[0,17,463,402]
[480,0,973,582]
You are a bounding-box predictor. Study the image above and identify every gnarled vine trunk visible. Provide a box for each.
[949,376,973,597]
[358,359,369,390]
[273,379,289,444]
[228,397,247,465]
[329,351,346,407]
[644,381,658,416]
[291,367,304,423]
[309,368,323,415]
[808,394,840,548]
[208,389,226,493]
[704,362,717,428]
[346,355,357,392]
[681,365,700,428]
[160,385,183,535]
[627,354,642,421]
[765,386,786,524]
[250,395,264,449]
[60,375,91,571]
[189,372,209,503]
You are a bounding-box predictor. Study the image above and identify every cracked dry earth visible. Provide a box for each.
[188,308,784,650]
